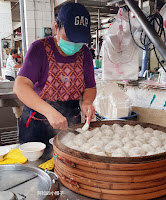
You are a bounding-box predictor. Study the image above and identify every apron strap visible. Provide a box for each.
[26,110,36,128]
[26,110,47,128]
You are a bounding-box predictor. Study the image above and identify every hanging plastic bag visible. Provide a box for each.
[101,8,139,80]
[160,3,166,42]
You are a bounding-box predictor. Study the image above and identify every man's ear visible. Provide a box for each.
[54,22,58,35]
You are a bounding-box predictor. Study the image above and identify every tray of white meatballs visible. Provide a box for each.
[60,123,166,158]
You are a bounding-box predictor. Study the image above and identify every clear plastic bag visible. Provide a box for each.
[101,8,139,80]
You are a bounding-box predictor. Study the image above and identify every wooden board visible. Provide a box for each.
[132,107,166,127]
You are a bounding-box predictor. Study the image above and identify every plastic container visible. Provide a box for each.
[95,111,137,121]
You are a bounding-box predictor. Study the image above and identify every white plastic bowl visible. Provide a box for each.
[0,147,10,161]
[19,142,46,161]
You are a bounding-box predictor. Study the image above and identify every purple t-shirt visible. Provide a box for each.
[19,36,96,95]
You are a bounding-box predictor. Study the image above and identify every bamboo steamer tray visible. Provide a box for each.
[53,120,166,200]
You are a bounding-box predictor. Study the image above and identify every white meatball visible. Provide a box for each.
[156,147,165,154]
[121,136,130,145]
[135,135,145,143]
[89,145,104,153]
[71,146,81,151]
[146,151,156,156]
[100,124,111,131]
[73,134,87,146]
[134,130,144,136]
[128,147,145,157]
[81,149,90,153]
[151,140,162,148]
[61,132,75,145]
[112,133,121,140]
[132,140,143,147]
[123,143,134,154]
[114,129,126,138]
[64,132,76,140]
[91,127,101,134]
[144,132,152,141]
[161,133,166,141]
[82,130,93,139]
[163,144,166,150]
[94,152,107,156]
[134,124,144,131]
[153,130,163,137]
[144,127,154,133]
[112,148,127,157]
[123,124,134,131]
[101,136,112,145]
[102,129,114,136]
[110,140,122,147]
[149,137,159,144]
[162,139,166,146]
[80,143,94,152]
[126,131,135,140]
[142,144,154,153]
[95,131,104,138]
[65,140,76,148]
[104,141,122,154]
[111,124,121,130]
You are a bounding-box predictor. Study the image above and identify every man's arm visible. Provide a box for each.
[9,58,21,69]
[14,64,21,68]
[13,76,68,130]
[82,86,96,121]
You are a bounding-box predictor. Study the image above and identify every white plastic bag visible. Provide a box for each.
[101,8,139,80]
[158,66,166,84]
[160,3,166,41]
[93,81,131,119]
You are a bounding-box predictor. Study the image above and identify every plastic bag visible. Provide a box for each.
[160,3,166,42]
[93,81,131,119]
[101,8,139,80]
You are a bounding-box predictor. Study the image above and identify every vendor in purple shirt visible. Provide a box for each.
[13,2,96,145]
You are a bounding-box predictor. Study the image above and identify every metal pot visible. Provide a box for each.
[0,164,58,200]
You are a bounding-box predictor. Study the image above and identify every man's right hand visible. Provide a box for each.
[14,76,68,131]
[45,109,68,130]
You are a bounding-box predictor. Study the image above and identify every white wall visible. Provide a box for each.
[24,0,54,49]
[0,1,12,71]
[0,2,12,39]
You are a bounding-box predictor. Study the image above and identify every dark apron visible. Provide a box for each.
[19,100,81,145]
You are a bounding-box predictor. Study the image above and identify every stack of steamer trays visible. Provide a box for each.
[53,120,166,200]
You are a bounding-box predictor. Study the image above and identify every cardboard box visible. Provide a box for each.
[132,106,166,127]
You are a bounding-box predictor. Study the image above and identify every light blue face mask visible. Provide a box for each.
[58,38,83,56]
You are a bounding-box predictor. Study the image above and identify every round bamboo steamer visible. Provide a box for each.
[53,120,166,200]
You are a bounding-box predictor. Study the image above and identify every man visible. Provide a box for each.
[13,2,96,145]
[5,49,21,81]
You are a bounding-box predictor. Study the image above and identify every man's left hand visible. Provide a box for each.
[82,103,95,123]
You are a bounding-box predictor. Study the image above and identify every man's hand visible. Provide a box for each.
[14,76,68,130]
[45,108,68,130]
[82,87,96,123]
[82,103,95,123]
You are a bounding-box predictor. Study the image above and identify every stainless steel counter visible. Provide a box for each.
[0,82,23,107]
[26,145,166,200]
[26,144,94,200]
